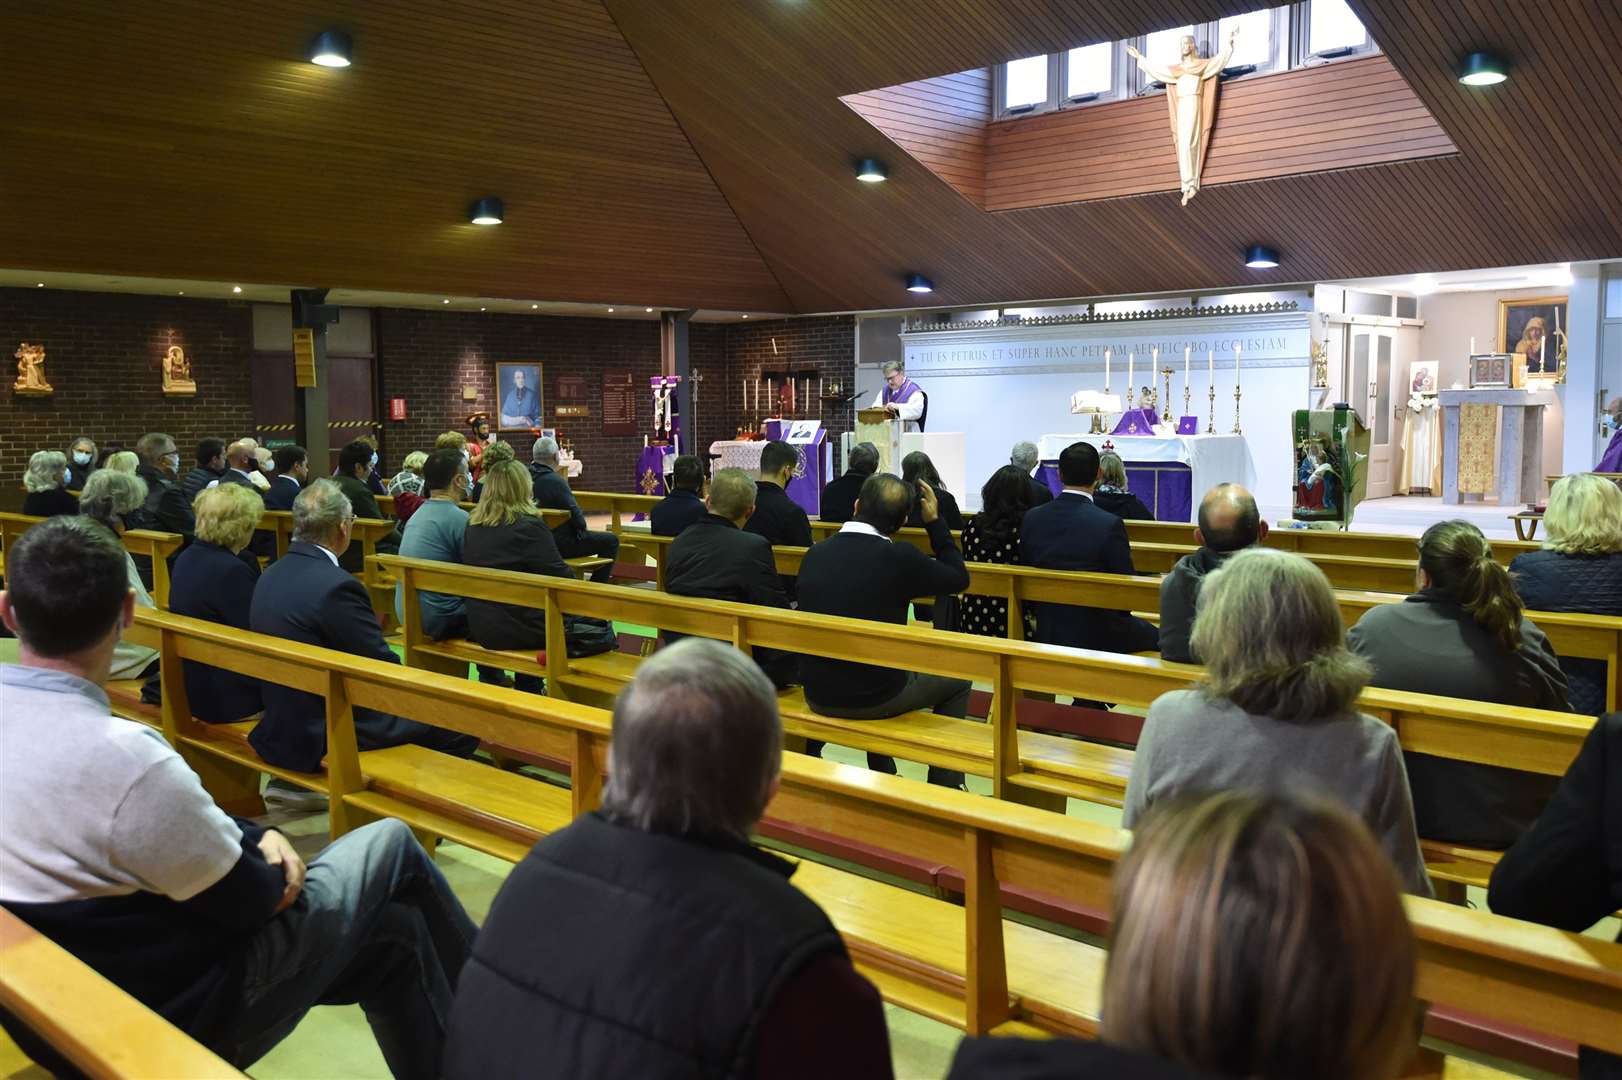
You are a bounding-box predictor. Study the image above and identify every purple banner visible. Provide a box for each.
[634,445,674,498]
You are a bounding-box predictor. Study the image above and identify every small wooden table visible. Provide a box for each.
[1510,513,1543,541]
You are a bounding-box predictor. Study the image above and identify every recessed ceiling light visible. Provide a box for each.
[480,307,486,312]
[442,299,450,304]
[1410,274,1437,296]
[905,273,934,293]
[1457,51,1508,86]
[855,158,888,183]
[307,29,352,68]
[646,307,654,313]
[607,307,615,313]
[742,314,749,319]
[35,282,44,288]
[468,197,504,225]
[232,285,243,294]
[177,291,185,295]
[1243,245,1280,269]
[531,303,538,309]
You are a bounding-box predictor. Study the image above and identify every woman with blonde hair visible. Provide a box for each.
[389,450,431,524]
[1511,473,1622,715]
[1350,520,1567,849]
[949,790,1419,1079]
[22,450,77,517]
[1092,450,1153,520]
[168,484,266,723]
[102,450,139,475]
[77,470,160,682]
[1125,547,1430,894]
[461,458,575,692]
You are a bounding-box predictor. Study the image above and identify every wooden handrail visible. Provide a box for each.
[0,514,183,609]
[123,606,1622,1053]
[0,908,245,1079]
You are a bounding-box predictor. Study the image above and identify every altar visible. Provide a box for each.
[1036,433,1256,523]
[709,419,830,516]
[1439,388,1553,506]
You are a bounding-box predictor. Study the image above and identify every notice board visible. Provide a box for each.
[602,372,637,436]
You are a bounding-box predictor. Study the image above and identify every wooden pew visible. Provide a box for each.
[619,531,1622,713]
[0,908,244,1079]
[0,513,183,609]
[117,607,1622,1061]
[380,555,1596,895]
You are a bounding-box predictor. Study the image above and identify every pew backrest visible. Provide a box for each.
[0,513,182,609]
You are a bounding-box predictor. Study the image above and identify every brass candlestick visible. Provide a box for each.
[1232,385,1243,435]
[1207,385,1216,434]
[1125,384,1135,411]
[1160,367,1174,423]
[1183,382,1191,420]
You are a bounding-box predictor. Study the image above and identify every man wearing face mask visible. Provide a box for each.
[333,439,398,573]
[133,432,196,543]
[263,446,309,512]
[1596,397,1622,473]
[217,439,262,491]
[64,436,98,490]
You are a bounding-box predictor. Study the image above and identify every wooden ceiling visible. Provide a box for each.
[5,0,1620,314]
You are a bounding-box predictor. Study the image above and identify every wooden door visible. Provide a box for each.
[1354,327,1398,500]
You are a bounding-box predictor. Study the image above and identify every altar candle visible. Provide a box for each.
[1104,348,1111,387]
[1184,344,1191,389]
[1470,336,1476,356]
[767,378,773,415]
[1208,348,1214,379]
[1128,351,1135,394]
[1541,333,1546,370]
[743,378,747,411]
[1234,343,1242,384]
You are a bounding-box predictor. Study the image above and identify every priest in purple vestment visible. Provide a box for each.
[1598,397,1622,473]
[870,360,925,431]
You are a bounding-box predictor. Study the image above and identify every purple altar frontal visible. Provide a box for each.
[1035,433,1256,525]
[634,444,675,497]
[1036,460,1192,522]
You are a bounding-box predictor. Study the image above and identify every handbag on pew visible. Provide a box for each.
[562,614,617,658]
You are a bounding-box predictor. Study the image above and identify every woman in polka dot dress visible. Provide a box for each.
[956,465,1037,638]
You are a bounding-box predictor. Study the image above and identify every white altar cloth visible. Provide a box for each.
[1037,433,1257,522]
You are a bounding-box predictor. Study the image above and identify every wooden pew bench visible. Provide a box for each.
[1,513,183,609]
[121,607,1622,1071]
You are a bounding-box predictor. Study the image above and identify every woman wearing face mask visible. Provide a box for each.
[64,436,98,489]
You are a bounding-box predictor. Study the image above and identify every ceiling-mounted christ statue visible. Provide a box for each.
[1126,28,1237,205]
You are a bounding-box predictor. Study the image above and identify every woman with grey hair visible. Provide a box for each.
[22,450,78,517]
[77,470,161,682]
[1124,547,1431,896]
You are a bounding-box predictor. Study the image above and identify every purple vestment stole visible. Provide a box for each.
[882,379,921,406]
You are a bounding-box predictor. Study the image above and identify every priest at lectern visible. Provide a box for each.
[870,360,926,431]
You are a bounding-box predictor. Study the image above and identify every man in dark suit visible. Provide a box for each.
[333,439,397,573]
[248,478,479,775]
[221,438,277,562]
[1011,441,1054,507]
[1019,441,1158,655]
[745,440,812,599]
[530,436,617,582]
[181,437,226,503]
[650,454,707,537]
[796,473,971,787]
[665,467,797,688]
[818,442,877,523]
[262,445,309,512]
[133,432,195,542]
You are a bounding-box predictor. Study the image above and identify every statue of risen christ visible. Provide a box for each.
[1126,29,1237,205]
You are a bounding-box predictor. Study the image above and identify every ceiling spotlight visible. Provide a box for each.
[645,307,654,313]
[232,285,243,294]
[35,282,44,288]
[607,307,615,313]
[442,299,450,304]
[531,303,538,309]
[307,29,352,68]
[1410,274,1437,296]
[742,314,749,319]
[468,197,504,225]
[855,158,888,183]
[1457,51,1508,86]
[479,307,486,312]
[177,291,185,295]
[1243,245,1280,269]
[905,273,934,293]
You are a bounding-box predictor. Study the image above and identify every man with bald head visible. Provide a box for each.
[1159,483,1268,663]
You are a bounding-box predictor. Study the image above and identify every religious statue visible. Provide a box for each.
[162,344,197,395]
[13,342,52,395]
[1126,28,1237,205]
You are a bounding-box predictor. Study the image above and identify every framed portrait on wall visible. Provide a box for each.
[1499,296,1567,377]
[496,362,543,431]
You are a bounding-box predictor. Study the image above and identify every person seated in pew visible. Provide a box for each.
[134,432,197,542]
[333,438,399,574]
[443,638,893,1080]
[746,440,814,604]
[650,453,708,536]
[462,458,578,695]
[1091,450,1154,521]
[796,473,972,788]
[949,790,1419,1080]
[21,450,77,518]
[956,465,1036,639]
[820,440,878,523]
[1159,483,1267,664]
[63,435,98,491]
[530,435,618,583]
[0,515,477,1077]
[248,479,479,781]
[1511,473,1622,715]
[78,470,161,686]
[1010,440,1054,508]
[902,450,963,530]
[1126,548,1432,895]
[249,447,276,492]
[1488,711,1622,1078]
[181,437,227,503]
[220,439,279,562]
[169,484,265,724]
[1348,520,1568,851]
[387,450,429,525]
[665,467,798,688]
[102,450,139,475]
[262,444,309,512]
[1020,441,1159,655]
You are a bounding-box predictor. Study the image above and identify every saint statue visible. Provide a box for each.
[1126,29,1237,205]
[13,342,52,394]
[162,344,197,395]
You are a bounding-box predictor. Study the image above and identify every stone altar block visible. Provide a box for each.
[1439,389,1553,506]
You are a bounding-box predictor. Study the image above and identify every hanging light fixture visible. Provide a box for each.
[1457,51,1508,86]
[905,273,934,293]
[468,197,504,225]
[1243,245,1280,269]
[307,30,352,67]
[854,158,888,183]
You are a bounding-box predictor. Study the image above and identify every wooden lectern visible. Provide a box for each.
[856,407,903,474]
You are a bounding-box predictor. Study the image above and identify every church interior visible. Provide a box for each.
[1,1,1620,1078]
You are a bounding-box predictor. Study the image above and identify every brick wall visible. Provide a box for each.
[712,315,858,453]
[0,287,255,511]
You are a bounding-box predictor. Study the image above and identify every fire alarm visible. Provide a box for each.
[389,397,408,421]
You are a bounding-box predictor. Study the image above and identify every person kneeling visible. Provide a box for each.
[0,517,477,1077]
[444,639,893,1080]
